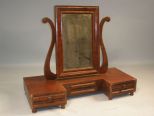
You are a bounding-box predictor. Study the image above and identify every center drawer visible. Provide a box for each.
[67,81,97,96]
[33,93,66,104]
[112,81,135,92]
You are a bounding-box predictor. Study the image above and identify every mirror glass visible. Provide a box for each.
[62,14,93,71]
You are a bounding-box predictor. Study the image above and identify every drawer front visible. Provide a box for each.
[33,93,66,104]
[68,81,97,96]
[70,81,96,90]
[112,81,135,92]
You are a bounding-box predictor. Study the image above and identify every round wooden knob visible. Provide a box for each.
[48,96,52,101]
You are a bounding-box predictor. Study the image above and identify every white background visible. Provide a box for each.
[0,0,154,116]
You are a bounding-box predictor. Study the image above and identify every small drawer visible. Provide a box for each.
[70,88,97,96]
[70,81,96,90]
[112,81,134,92]
[33,93,66,104]
[68,81,97,96]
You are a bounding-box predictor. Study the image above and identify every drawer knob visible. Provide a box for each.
[48,96,52,101]
[122,84,127,88]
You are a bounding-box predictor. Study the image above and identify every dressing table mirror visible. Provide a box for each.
[43,6,108,79]
[23,6,137,113]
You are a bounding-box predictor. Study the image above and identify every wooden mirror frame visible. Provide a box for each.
[42,6,110,80]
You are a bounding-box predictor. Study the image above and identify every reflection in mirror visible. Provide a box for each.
[62,14,92,71]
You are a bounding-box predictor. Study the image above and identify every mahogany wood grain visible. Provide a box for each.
[42,6,110,80]
[55,6,100,78]
[24,68,137,112]
[23,6,137,113]
[24,77,67,113]
[42,17,56,79]
[99,17,110,73]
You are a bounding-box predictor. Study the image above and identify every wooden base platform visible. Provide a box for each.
[23,68,137,113]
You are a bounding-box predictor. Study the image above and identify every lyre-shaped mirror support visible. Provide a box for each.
[42,16,110,79]
[42,17,56,79]
[99,17,111,73]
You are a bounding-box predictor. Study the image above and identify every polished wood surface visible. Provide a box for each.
[24,77,67,113]
[23,6,137,113]
[43,6,109,80]
[24,77,66,96]
[24,68,137,112]
[55,6,100,78]
[99,17,110,73]
[101,68,137,100]
[42,17,56,80]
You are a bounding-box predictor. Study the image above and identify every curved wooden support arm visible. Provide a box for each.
[99,16,111,73]
[42,17,57,79]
